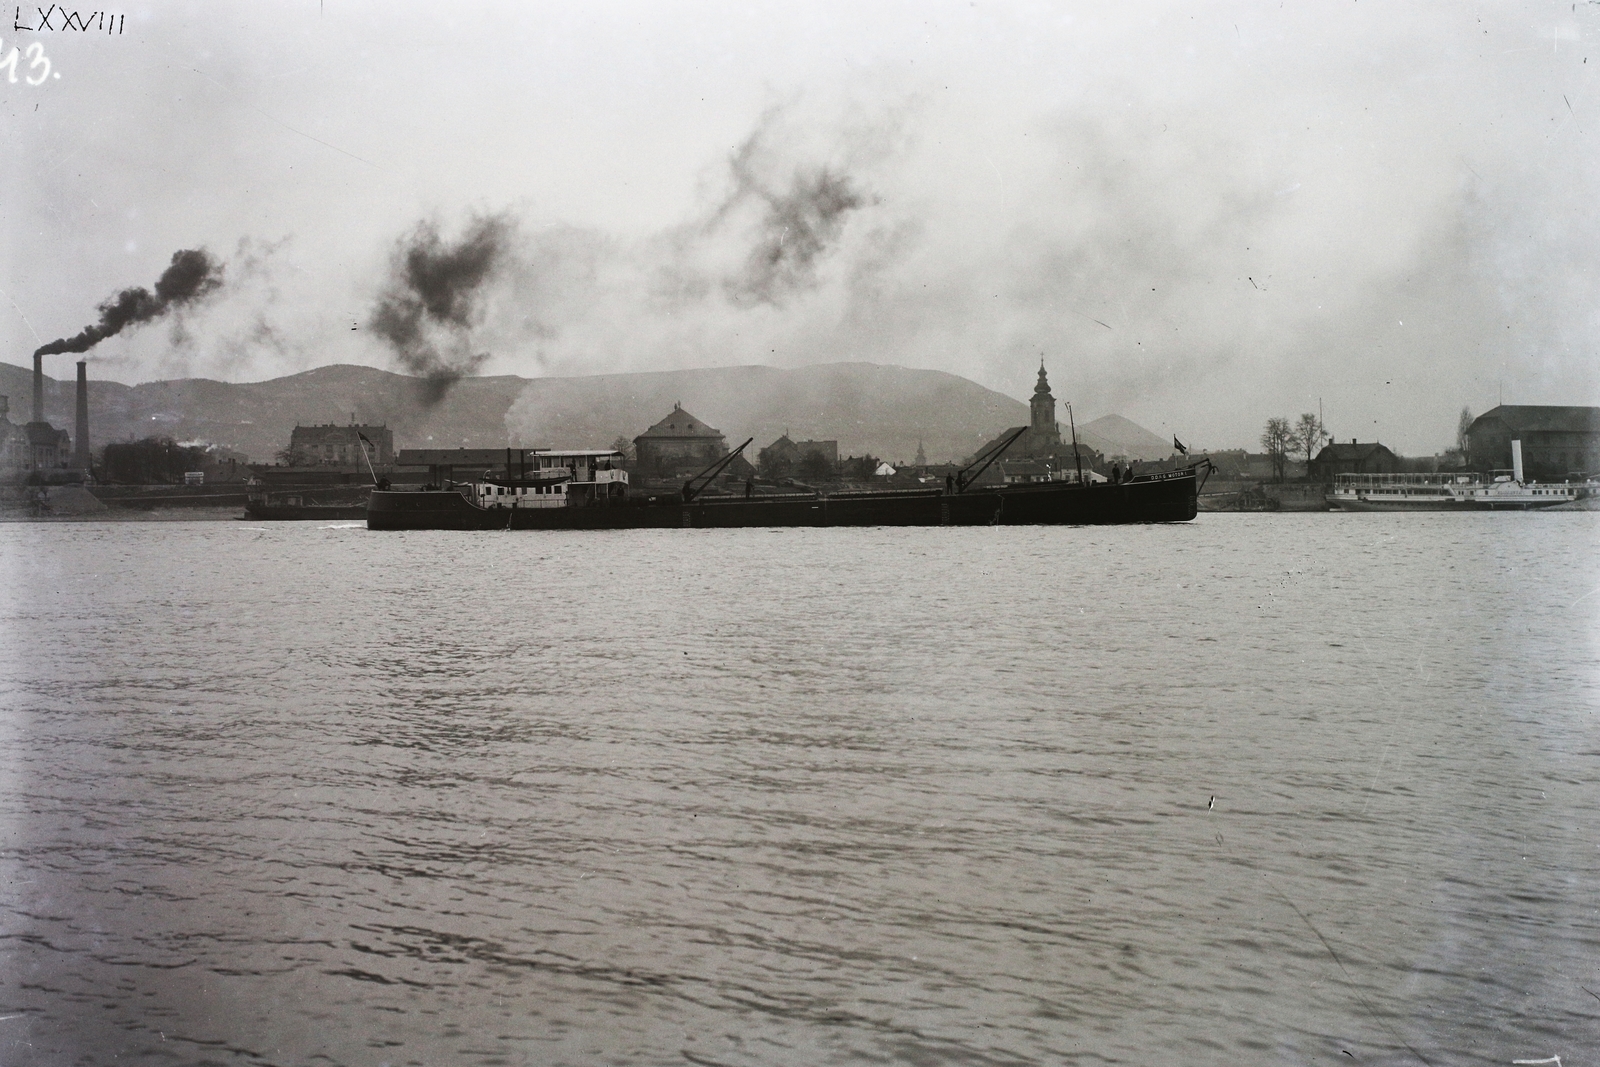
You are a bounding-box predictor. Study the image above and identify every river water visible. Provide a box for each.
[0,513,1597,1066]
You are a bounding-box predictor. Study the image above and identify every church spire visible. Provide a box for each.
[1030,360,1057,433]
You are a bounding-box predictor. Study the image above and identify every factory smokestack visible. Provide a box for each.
[74,361,89,471]
[33,249,224,361]
[32,352,43,424]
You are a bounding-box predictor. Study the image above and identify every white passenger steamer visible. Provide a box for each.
[1329,440,1594,511]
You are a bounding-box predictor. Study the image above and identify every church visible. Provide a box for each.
[970,363,1102,483]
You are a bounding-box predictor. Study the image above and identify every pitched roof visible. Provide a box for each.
[636,404,724,439]
[1468,405,1600,434]
[26,422,69,446]
[1314,442,1395,461]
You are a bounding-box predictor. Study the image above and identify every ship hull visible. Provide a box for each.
[243,503,370,520]
[1331,497,1577,512]
[367,470,1201,531]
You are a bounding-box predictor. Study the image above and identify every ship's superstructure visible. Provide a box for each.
[470,449,629,509]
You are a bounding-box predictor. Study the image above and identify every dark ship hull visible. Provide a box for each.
[366,467,1202,531]
[243,484,372,521]
[243,502,369,521]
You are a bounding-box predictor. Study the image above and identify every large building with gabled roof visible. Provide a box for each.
[1466,405,1600,480]
[633,403,727,478]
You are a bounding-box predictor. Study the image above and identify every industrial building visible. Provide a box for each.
[1466,405,1600,481]
[1,356,85,481]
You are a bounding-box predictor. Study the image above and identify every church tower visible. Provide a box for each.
[1029,361,1062,448]
[1030,361,1056,434]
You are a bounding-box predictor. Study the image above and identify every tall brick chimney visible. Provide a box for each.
[74,360,90,470]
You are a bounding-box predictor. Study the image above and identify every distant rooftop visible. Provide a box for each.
[636,403,723,439]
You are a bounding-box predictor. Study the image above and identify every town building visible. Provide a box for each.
[0,394,73,479]
[0,396,32,474]
[1309,441,1401,481]
[758,435,839,478]
[1466,405,1600,480]
[287,423,394,466]
[633,404,727,478]
[27,422,73,469]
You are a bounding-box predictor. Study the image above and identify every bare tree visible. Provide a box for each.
[1260,417,1292,483]
[1293,412,1329,468]
[1455,407,1474,455]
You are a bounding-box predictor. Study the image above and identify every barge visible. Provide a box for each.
[366,441,1208,531]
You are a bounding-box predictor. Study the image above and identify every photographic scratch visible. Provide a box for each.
[1263,877,1434,1066]
[187,67,379,168]
[1357,744,1392,816]
[0,286,42,344]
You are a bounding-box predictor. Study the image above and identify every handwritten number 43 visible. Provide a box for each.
[0,37,52,83]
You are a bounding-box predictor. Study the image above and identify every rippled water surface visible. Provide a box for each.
[1,514,1598,1066]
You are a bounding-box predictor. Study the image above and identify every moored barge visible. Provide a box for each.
[366,443,1208,531]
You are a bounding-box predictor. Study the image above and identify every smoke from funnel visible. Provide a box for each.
[33,249,225,357]
[370,215,510,404]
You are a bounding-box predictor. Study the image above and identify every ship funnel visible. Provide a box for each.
[32,353,44,423]
[1511,439,1524,483]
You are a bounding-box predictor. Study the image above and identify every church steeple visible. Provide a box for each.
[1030,360,1056,433]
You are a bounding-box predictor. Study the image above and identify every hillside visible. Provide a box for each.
[1078,414,1177,461]
[503,363,1028,464]
[1,361,1028,464]
[0,362,528,464]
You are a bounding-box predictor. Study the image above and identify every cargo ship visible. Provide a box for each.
[365,437,1209,531]
[1329,441,1595,512]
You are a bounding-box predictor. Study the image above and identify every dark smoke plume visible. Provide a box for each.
[370,215,510,404]
[721,131,867,306]
[34,249,225,357]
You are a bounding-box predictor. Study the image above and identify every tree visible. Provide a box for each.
[103,437,209,484]
[797,450,834,484]
[610,435,635,461]
[1293,412,1329,468]
[1259,417,1292,483]
[1455,406,1474,455]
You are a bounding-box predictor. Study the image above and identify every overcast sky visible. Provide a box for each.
[3,0,1597,452]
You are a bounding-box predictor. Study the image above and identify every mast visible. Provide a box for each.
[1067,402,1083,484]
